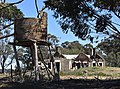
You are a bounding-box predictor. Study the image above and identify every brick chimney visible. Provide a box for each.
[93,48,96,57]
[91,48,96,60]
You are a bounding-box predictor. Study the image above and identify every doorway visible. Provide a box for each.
[76,63,80,69]
[55,62,60,72]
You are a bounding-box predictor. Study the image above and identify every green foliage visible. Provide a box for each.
[44,0,120,41]
[60,67,120,78]
[48,34,59,46]
[0,3,24,21]
[61,41,84,54]
[18,47,33,70]
[97,36,120,67]
[0,2,24,73]
[0,40,13,73]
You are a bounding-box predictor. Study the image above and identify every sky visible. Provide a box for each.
[6,0,91,46]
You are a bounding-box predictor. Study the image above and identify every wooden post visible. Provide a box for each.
[48,46,59,81]
[38,46,54,80]
[10,58,13,81]
[32,42,39,81]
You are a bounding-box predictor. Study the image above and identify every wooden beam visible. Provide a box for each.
[31,42,39,81]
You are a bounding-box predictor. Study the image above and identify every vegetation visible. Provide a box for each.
[44,0,120,42]
[60,67,120,79]
[0,1,24,74]
[0,0,120,86]
[61,41,85,54]
[97,36,120,67]
[0,3,23,21]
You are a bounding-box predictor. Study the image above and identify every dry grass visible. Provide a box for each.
[0,73,9,78]
[0,67,120,89]
[60,67,120,80]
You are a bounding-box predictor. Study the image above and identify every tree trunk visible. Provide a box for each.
[48,46,59,81]
[1,65,4,73]
[11,64,13,81]
[1,55,6,73]
[13,45,21,76]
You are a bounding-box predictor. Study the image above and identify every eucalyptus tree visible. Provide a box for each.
[61,41,84,54]
[84,43,93,55]
[97,36,120,67]
[44,0,120,42]
[48,34,60,46]
[0,0,24,41]
[0,40,13,73]
[0,1,24,73]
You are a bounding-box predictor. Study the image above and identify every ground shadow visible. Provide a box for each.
[0,78,120,89]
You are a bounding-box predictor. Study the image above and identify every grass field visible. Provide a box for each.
[0,73,9,78]
[60,67,120,79]
[0,67,120,89]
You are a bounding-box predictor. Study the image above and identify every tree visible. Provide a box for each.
[97,36,120,67]
[0,41,13,73]
[84,43,93,55]
[0,1,24,73]
[44,0,120,41]
[61,41,84,54]
[0,22,14,73]
[17,47,33,70]
[48,34,59,46]
[0,1,24,39]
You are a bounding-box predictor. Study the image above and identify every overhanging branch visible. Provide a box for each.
[3,22,14,29]
[0,33,14,40]
[0,0,24,10]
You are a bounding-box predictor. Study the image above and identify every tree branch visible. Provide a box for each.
[107,22,120,34]
[37,6,47,18]
[3,22,14,29]
[113,11,120,19]
[0,33,14,40]
[83,2,120,35]
[0,0,24,10]
[35,0,39,18]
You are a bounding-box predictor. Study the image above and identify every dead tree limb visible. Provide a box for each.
[0,33,14,40]
[38,46,54,80]
[3,22,14,29]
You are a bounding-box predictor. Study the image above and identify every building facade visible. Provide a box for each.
[47,48,105,72]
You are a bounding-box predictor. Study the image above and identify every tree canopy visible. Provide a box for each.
[0,3,23,21]
[97,36,120,67]
[0,1,24,32]
[0,1,24,73]
[44,0,120,41]
[61,41,84,54]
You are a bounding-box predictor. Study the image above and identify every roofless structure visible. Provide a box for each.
[13,12,47,46]
[9,11,56,81]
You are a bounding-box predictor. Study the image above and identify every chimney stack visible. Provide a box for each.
[93,48,96,56]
